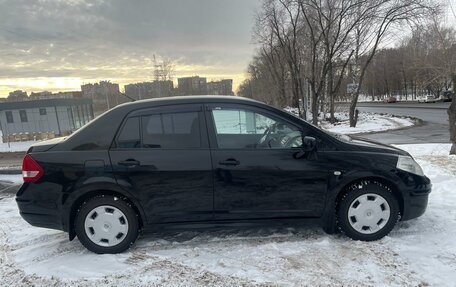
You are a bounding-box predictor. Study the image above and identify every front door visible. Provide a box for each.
[110,104,213,224]
[206,104,329,221]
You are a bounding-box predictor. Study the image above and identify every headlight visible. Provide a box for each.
[396,155,424,176]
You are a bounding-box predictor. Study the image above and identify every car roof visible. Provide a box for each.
[118,95,262,108]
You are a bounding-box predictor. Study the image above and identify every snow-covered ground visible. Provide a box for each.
[0,144,454,286]
[0,130,35,152]
[0,140,34,153]
[321,112,415,135]
[0,174,22,185]
[283,108,416,135]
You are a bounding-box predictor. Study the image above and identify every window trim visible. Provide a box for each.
[115,116,141,149]
[111,104,207,150]
[205,103,304,150]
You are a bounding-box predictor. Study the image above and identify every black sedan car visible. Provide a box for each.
[17,96,431,253]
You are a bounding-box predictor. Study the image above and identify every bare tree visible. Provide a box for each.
[298,0,386,125]
[258,0,307,118]
[449,74,456,154]
[238,54,283,105]
[159,58,175,81]
[348,0,437,127]
[447,0,456,155]
[254,12,290,107]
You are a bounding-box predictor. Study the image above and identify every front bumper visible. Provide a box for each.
[400,175,431,221]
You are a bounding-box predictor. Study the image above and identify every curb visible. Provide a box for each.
[356,103,449,110]
[335,101,450,110]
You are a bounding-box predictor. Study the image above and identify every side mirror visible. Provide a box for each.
[294,136,317,159]
[302,136,317,152]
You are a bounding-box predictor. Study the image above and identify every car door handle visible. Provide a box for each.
[118,159,140,167]
[219,159,240,166]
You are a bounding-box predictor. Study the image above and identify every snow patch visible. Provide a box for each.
[322,112,415,134]
[0,174,23,185]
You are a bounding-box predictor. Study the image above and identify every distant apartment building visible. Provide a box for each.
[125,80,174,100]
[29,91,52,99]
[177,76,207,95]
[0,98,94,140]
[7,90,28,101]
[81,81,123,115]
[206,79,233,95]
[29,91,82,100]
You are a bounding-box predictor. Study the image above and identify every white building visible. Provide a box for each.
[0,98,94,138]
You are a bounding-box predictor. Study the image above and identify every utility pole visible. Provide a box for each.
[0,118,10,148]
[153,54,162,97]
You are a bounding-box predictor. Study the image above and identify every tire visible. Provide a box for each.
[75,195,139,254]
[337,181,399,241]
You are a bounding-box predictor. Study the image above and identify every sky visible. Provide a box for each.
[1,0,455,99]
[0,0,262,97]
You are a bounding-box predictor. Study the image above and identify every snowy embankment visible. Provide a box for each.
[321,112,415,135]
[282,108,416,135]
[0,144,455,286]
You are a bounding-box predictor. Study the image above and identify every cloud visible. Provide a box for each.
[0,0,261,95]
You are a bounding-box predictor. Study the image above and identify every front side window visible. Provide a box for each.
[5,111,13,123]
[211,108,301,149]
[19,110,28,122]
[142,112,201,148]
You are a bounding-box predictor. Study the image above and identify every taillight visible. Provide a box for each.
[22,154,44,183]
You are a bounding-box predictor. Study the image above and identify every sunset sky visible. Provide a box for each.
[0,0,262,97]
[1,0,455,98]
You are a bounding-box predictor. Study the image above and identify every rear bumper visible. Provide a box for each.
[18,209,63,230]
[16,183,64,231]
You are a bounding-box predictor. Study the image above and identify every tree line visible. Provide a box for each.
[238,0,456,154]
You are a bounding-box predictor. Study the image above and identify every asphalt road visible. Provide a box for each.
[354,102,450,144]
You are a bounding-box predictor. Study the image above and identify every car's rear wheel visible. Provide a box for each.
[75,195,139,254]
[337,181,399,241]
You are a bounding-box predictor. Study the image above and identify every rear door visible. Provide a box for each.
[206,103,329,221]
[109,104,214,224]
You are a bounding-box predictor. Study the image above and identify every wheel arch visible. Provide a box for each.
[64,185,146,241]
[334,176,404,218]
[322,174,405,235]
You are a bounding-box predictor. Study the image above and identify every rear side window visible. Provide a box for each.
[142,112,201,148]
[117,117,140,148]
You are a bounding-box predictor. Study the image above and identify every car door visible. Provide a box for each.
[206,103,330,221]
[109,104,214,224]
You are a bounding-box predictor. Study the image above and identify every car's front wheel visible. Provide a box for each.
[75,195,139,254]
[337,181,399,241]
